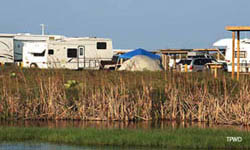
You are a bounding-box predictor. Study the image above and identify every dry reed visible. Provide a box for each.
[0,67,250,125]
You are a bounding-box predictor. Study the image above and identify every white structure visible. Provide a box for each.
[0,33,59,64]
[0,34,15,63]
[0,33,113,69]
[46,37,113,69]
[213,38,250,72]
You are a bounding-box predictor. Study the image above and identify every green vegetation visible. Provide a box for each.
[0,66,250,125]
[0,126,249,149]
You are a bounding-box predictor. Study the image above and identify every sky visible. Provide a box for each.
[0,0,250,50]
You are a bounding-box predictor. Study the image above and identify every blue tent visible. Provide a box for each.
[118,48,161,60]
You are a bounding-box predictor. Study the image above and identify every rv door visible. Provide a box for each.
[78,46,85,69]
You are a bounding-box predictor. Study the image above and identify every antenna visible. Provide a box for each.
[40,24,46,35]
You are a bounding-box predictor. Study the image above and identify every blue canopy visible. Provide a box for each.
[118,48,161,60]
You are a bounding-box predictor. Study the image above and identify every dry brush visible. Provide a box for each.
[0,67,250,125]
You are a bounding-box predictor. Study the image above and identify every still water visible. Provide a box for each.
[0,120,248,130]
[0,142,165,150]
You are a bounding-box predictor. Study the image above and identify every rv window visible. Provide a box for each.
[97,42,107,50]
[48,49,54,55]
[67,49,77,58]
[235,51,247,58]
[79,48,84,56]
[33,50,45,57]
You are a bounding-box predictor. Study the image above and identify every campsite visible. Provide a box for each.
[1,0,250,149]
[1,31,250,149]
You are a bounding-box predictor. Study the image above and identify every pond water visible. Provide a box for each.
[0,120,248,131]
[0,142,164,150]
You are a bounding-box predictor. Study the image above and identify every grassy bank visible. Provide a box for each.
[0,67,250,125]
[0,127,249,149]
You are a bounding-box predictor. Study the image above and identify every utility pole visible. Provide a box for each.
[40,24,45,35]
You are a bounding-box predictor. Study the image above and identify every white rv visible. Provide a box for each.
[0,34,15,64]
[0,33,56,65]
[213,38,250,72]
[14,34,52,68]
[0,33,113,69]
[46,37,113,69]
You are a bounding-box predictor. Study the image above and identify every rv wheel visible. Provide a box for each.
[30,63,38,68]
[98,61,104,70]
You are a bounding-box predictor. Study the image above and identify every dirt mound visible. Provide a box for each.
[118,55,163,71]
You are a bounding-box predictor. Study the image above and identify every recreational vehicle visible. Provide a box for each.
[14,34,53,68]
[46,37,113,69]
[0,34,15,64]
[213,38,250,72]
[0,33,113,69]
[0,33,59,65]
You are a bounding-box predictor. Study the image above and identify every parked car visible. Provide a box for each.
[177,58,226,72]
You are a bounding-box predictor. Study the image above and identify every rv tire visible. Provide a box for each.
[30,63,38,68]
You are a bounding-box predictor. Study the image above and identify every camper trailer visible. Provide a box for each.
[213,38,250,72]
[45,37,113,69]
[0,33,113,69]
[0,34,15,64]
[0,33,56,65]
[14,34,53,68]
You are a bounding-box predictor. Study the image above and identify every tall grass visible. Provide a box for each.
[0,66,250,125]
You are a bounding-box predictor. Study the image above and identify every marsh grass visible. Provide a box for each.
[0,66,250,125]
[0,127,249,149]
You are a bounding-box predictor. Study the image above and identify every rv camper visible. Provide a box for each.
[0,33,113,69]
[0,34,15,64]
[0,33,55,65]
[213,38,250,72]
[46,37,113,69]
[14,34,52,68]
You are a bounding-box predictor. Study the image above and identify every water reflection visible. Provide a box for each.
[0,142,165,150]
[0,120,249,131]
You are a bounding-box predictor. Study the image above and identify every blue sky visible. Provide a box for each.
[0,0,250,49]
